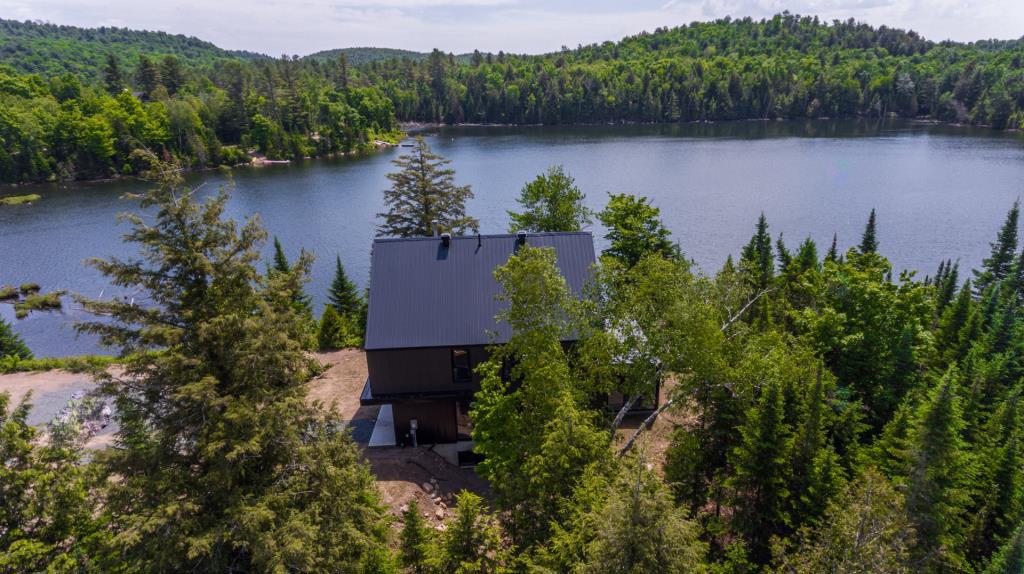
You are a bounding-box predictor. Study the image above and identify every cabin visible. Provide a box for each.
[359,231,597,446]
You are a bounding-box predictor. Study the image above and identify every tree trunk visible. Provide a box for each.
[618,398,676,457]
[610,394,640,431]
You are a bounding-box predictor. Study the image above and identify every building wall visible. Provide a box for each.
[393,400,457,445]
[366,346,489,396]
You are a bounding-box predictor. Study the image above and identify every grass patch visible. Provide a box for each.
[0,193,42,206]
[0,354,117,374]
[19,282,40,294]
[14,290,64,319]
[0,286,17,301]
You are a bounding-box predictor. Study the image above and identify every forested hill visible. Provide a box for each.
[305,47,429,65]
[0,19,265,79]
[358,13,1024,128]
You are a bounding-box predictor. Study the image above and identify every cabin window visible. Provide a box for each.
[451,348,472,383]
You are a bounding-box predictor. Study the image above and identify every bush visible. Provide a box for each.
[317,306,363,350]
[14,290,63,319]
[19,282,40,294]
[0,354,116,374]
[0,285,17,300]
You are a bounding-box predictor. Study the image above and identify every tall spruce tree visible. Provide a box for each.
[903,369,973,572]
[860,208,879,254]
[328,255,362,317]
[508,165,592,232]
[436,492,506,573]
[377,136,477,237]
[400,500,432,574]
[136,55,162,100]
[76,172,393,572]
[102,53,125,95]
[976,200,1020,294]
[740,213,774,289]
[825,233,839,263]
[583,456,708,574]
[728,378,792,563]
[985,524,1024,574]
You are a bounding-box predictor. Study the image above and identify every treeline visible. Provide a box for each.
[358,12,1024,128]
[0,52,397,183]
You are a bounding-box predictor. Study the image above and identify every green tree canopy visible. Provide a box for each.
[507,165,592,233]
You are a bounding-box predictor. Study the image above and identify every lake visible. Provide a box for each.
[3,119,1024,357]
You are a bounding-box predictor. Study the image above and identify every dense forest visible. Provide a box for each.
[1,14,1024,184]
[360,13,1024,128]
[2,141,1024,571]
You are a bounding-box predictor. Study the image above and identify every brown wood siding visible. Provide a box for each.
[393,400,457,445]
[367,346,489,396]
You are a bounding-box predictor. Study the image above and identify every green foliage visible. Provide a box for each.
[597,193,680,267]
[435,492,507,574]
[358,14,1024,130]
[377,136,477,237]
[13,289,64,319]
[0,393,111,572]
[400,500,432,574]
[471,245,610,548]
[976,200,1019,294]
[0,315,32,359]
[75,170,394,571]
[507,165,592,233]
[861,208,879,254]
[774,468,914,574]
[582,455,708,573]
[0,193,41,205]
[985,524,1024,574]
[0,354,118,374]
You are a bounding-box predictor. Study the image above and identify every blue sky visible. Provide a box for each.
[2,0,1021,56]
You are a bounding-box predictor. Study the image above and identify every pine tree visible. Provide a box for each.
[136,55,162,100]
[508,165,592,232]
[400,500,432,574]
[860,208,879,254]
[936,280,973,362]
[740,213,774,289]
[597,193,680,267]
[985,524,1024,574]
[270,236,313,318]
[583,456,709,574]
[728,378,792,563]
[76,172,393,571]
[776,232,793,270]
[159,55,185,96]
[776,468,914,574]
[788,366,845,529]
[976,200,1020,294]
[377,136,477,237]
[0,316,31,359]
[436,492,505,573]
[904,369,973,571]
[794,236,819,273]
[102,53,124,95]
[825,233,839,263]
[936,260,960,314]
[328,255,362,317]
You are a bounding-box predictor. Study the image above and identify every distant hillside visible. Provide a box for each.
[0,19,265,79]
[305,47,428,65]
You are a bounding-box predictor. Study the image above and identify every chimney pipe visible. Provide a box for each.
[516,231,527,245]
[441,232,451,247]
[431,220,440,237]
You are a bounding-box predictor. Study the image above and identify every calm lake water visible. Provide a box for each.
[3,120,1024,357]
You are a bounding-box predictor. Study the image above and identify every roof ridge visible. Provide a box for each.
[373,231,592,243]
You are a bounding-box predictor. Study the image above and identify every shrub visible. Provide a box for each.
[0,285,17,300]
[19,282,40,294]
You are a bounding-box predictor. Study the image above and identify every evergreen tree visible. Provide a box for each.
[985,524,1024,574]
[860,208,879,254]
[788,366,845,529]
[436,492,505,573]
[328,255,362,317]
[583,456,708,574]
[377,136,477,237]
[976,200,1020,294]
[159,55,185,95]
[0,316,31,359]
[728,378,792,563]
[776,468,914,574]
[903,369,973,571]
[400,500,432,574]
[270,236,313,319]
[597,193,680,267]
[76,173,394,571]
[776,233,792,270]
[825,233,839,263]
[793,237,819,273]
[508,165,592,232]
[740,213,774,289]
[136,55,161,99]
[102,52,124,95]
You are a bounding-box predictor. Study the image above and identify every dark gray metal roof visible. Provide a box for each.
[364,232,596,350]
